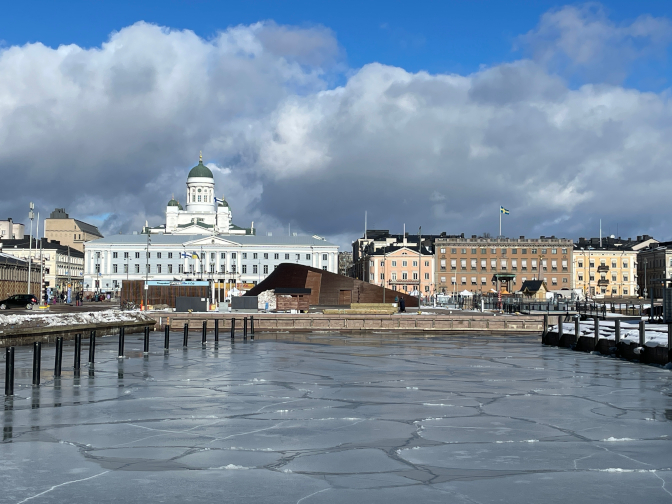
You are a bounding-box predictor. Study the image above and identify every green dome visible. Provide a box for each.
[218,198,229,207]
[168,199,183,210]
[188,160,213,179]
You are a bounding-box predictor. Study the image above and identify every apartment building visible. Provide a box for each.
[573,236,651,298]
[44,208,103,252]
[637,241,672,299]
[434,235,573,294]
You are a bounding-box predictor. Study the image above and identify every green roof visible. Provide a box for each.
[167,199,183,210]
[188,160,213,179]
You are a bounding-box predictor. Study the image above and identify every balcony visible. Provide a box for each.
[597,279,610,286]
[597,265,609,273]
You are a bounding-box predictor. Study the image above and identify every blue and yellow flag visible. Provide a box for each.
[191,252,199,259]
[500,206,510,215]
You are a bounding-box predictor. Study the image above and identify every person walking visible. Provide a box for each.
[400,297,406,313]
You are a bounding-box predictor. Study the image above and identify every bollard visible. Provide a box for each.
[202,320,207,346]
[574,316,580,344]
[667,323,672,363]
[164,324,170,351]
[593,317,599,348]
[250,316,255,339]
[5,347,14,396]
[615,319,621,345]
[74,333,82,374]
[558,315,564,341]
[243,317,248,340]
[143,326,150,354]
[231,318,236,340]
[214,319,219,343]
[32,342,41,386]
[54,337,63,377]
[118,327,125,358]
[542,314,549,344]
[183,323,189,348]
[639,320,645,346]
[88,330,96,366]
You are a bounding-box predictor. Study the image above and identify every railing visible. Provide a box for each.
[597,265,609,273]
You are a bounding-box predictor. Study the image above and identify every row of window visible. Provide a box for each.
[577,274,631,282]
[439,276,568,286]
[440,258,568,270]
[103,263,279,275]
[439,247,568,255]
[101,251,328,261]
[379,272,430,280]
[577,261,629,268]
[370,260,430,268]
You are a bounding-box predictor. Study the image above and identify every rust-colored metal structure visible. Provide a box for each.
[121,280,209,307]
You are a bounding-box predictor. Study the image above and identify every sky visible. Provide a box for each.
[1,0,671,248]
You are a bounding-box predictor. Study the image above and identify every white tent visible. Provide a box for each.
[460,290,474,296]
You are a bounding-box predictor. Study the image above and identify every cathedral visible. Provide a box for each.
[145,154,253,235]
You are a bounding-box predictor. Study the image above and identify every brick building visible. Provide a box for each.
[434,235,573,295]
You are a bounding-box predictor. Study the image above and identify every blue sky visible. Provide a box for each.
[3,0,671,88]
[1,1,672,244]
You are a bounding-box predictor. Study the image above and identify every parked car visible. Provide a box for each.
[0,294,39,310]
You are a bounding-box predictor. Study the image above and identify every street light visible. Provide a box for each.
[145,234,151,309]
[27,202,34,294]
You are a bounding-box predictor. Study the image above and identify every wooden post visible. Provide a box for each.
[615,319,621,345]
[542,314,549,344]
[639,320,645,346]
[558,315,563,341]
[593,317,599,349]
[574,316,580,344]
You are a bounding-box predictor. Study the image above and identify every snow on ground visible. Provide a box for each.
[0,310,154,329]
[549,319,670,348]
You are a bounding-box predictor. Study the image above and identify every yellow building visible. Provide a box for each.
[572,237,644,298]
[44,208,103,252]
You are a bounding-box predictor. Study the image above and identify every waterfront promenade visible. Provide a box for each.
[1,332,671,503]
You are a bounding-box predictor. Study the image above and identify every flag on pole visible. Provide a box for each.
[191,252,199,259]
[500,206,510,215]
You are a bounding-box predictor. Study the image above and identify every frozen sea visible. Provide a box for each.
[2,331,672,503]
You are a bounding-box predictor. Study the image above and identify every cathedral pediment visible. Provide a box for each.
[184,236,241,247]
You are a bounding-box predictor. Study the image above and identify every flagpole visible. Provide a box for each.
[499,209,501,237]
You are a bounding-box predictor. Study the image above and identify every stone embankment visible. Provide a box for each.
[0,311,156,347]
[160,312,544,334]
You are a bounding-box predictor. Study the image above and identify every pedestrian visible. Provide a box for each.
[400,297,406,313]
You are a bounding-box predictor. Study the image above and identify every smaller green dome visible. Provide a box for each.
[188,159,214,179]
[168,199,183,210]
[218,198,229,207]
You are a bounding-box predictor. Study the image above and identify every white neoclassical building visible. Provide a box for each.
[83,156,338,294]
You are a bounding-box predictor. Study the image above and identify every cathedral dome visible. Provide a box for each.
[188,159,213,179]
[167,198,183,210]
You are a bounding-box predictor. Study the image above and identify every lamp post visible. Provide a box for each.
[145,234,151,309]
[418,226,422,309]
[27,202,34,294]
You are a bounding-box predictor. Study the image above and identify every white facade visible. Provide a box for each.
[83,234,339,293]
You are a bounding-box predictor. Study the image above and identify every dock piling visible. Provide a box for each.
[88,330,96,366]
[214,319,219,342]
[243,317,247,340]
[183,323,189,348]
[54,337,63,377]
[202,320,207,346]
[32,342,41,386]
[615,319,621,345]
[5,347,14,396]
[143,326,150,355]
[164,325,170,351]
[118,327,125,358]
[593,317,599,349]
[231,318,236,340]
[639,320,645,346]
[74,334,81,374]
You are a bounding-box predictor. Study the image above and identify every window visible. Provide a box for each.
[146,264,150,273]
[123,264,128,273]
[274,253,279,260]
[391,272,397,280]
[552,277,557,285]
[490,259,496,269]
[263,264,268,274]
[461,277,467,285]
[440,248,446,254]
[242,265,247,274]
[392,260,397,267]
[440,276,446,283]
[551,249,557,254]
[562,278,568,283]
[562,248,567,254]
[562,260,568,271]
[542,259,548,271]
[425,261,429,267]
[450,259,456,270]
[135,264,140,273]
[380,273,385,280]
[481,259,486,270]
[157,252,162,259]
[551,260,557,271]
[491,248,496,254]
[425,286,429,292]
[231,253,236,259]
[295,254,300,260]
[512,248,517,254]
[624,289,628,295]
[532,259,538,271]
[124,252,129,259]
[402,272,408,280]
[413,260,418,267]
[425,273,429,280]
[253,265,258,274]
[481,248,486,254]
[219,265,225,273]
[95,251,101,259]
[242,253,247,259]
[210,264,215,273]
[481,277,486,285]
[578,275,584,281]
[542,249,547,254]
[306,254,311,260]
[231,265,236,273]
[135,252,140,259]
[471,277,477,285]
[590,275,595,281]
[284,253,289,260]
[380,261,384,266]
[623,260,628,268]
[531,248,537,254]
[323,254,328,261]
[198,195,201,202]
[178,264,183,273]
[113,252,118,258]
[403,261,408,267]
[112,264,118,273]
[253,253,258,259]
[323,266,327,271]
[623,275,628,281]
[612,274,617,281]
[471,248,477,254]
[461,248,466,254]
[501,259,507,270]
[168,264,173,274]
[471,259,477,270]
[511,259,518,271]
[501,249,507,255]
[451,248,457,254]
[157,264,162,273]
[521,249,527,254]
[589,261,595,268]
[611,261,617,268]
[413,272,418,280]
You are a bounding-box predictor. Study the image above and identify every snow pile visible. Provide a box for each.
[0,310,154,331]
[257,290,276,311]
[549,319,670,348]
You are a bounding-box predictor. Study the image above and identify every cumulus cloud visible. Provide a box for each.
[1,8,671,251]
[516,4,672,83]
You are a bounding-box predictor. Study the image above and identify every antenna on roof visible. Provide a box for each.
[364,211,367,239]
[600,219,602,248]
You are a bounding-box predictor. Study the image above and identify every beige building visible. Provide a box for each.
[0,218,25,240]
[364,245,435,297]
[44,208,103,252]
[434,235,573,295]
[573,236,655,298]
[636,241,671,299]
[0,238,85,294]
